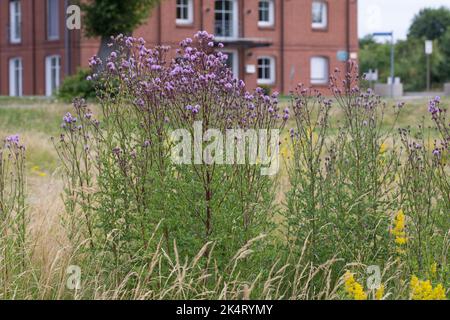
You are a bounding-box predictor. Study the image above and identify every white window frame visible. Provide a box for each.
[215,0,239,39]
[310,56,329,85]
[258,0,275,27]
[222,49,239,78]
[47,0,60,40]
[9,0,22,44]
[9,57,23,97]
[45,55,61,96]
[312,1,328,29]
[176,0,194,25]
[257,56,276,85]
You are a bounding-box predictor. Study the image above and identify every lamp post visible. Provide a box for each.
[373,32,394,97]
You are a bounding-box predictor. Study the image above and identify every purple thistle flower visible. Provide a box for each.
[63,112,77,124]
[5,134,20,146]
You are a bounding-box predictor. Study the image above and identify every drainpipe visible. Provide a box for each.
[200,0,204,30]
[346,0,350,74]
[157,3,162,45]
[65,0,71,77]
[280,0,285,93]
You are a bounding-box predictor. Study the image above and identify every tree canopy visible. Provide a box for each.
[408,7,450,40]
[82,0,161,37]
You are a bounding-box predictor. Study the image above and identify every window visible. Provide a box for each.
[310,57,329,85]
[215,0,238,38]
[9,0,21,43]
[9,58,23,97]
[45,55,61,96]
[258,0,274,27]
[312,1,327,29]
[223,50,239,78]
[176,0,193,25]
[47,0,60,40]
[257,57,275,85]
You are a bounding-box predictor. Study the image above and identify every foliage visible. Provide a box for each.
[81,0,160,37]
[57,69,96,103]
[408,7,450,41]
[359,37,446,91]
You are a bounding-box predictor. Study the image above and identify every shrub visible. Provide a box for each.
[57,69,96,102]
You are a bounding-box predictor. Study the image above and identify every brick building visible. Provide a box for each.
[0,0,358,96]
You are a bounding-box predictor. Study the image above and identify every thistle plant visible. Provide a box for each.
[56,32,287,276]
[0,134,27,296]
[397,97,449,276]
[286,62,404,275]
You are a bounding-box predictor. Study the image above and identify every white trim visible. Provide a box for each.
[176,0,194,25]
[310,56,329,85]
[9,57,23,97]
[215,0,239,40]
[222,49,239,78]
[9,0,21,44]
[258,0,275,28]
[257,56,276,85]
[45,55,61,96]
[312,1,328,29]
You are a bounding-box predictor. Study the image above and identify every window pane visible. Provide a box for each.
[311,57,328,83]
[215,0,235,37]
[10,1,21,43]
[312,1,327,28]
[259,1,269,22]
[47,0,59,39]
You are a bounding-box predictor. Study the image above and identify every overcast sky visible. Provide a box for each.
[358,0,450,40]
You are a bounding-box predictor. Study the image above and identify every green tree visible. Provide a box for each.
[408,7,450,40]
[81,0,160,61]
[359,38,445,91]
[440,28,450,82]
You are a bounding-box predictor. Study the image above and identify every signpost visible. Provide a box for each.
[425,40,433,91]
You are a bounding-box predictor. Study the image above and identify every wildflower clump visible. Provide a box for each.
[344,271,368,300]
[391,209,408,252]
[410,276,447,300]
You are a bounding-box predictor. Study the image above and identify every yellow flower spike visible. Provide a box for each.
[344,271,367,300]
[375,285,385,300]
[391,209,408,250]
[379,143,387,154]
[430,262,437,276]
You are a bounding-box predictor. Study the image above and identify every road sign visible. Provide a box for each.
[425,40,433,55]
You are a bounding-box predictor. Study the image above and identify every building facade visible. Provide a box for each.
[0,0,358,96]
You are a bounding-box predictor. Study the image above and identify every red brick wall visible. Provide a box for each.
[134,0,359,93]
[0,0,358,96]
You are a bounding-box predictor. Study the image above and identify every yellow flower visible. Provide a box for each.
[379,143,388,154]
[31,165,47,177]
[280,140,293,160]
[344,271,368,300]
[430,262,437,276]
[410,275,447,300]
[391,209,408,249]
[375,285,385,300]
